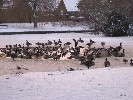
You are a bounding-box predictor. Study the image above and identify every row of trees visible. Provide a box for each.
[78,0,133,36]
[0,0,133,36]
[0,0,57,28]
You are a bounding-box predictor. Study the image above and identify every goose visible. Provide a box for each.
[82,59,95,69]
[64,42,71,45]
[78,38,84,43]
[17,66,21,70]
[41,43,45,47]
[120,42,122,47]
[54,40,59,45]
[43,54,50,59]
[123,59,128,64]
[36,42,41,46]
[47,40,52,45]
[87,53,95,61]
[5,45,8,49]
[13,44,17,48]
[11,51,18,61]
[18,44,22,48]
[101,42,105,47]
[90,39,96,44]
[0,49,6,58]
[73,39,78,48]
[86,43,92,48]
[58,39,62,44]
[34,50,41,60]
[112,47,121,57]
[95,51,102,58]
[9,45,12,49]
[130,59,133,66]
[67,68,75,71]
[104,58,110,67]
[73,39,76,42]
[119,49,125,57]
[26,40,32,47]
[78,55,86,64]
[53,53,61,61]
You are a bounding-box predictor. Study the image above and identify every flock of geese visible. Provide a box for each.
[0,38,133,69]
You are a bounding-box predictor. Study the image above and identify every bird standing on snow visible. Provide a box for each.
[101,42,105,47]
[119,49,125,57]
[104,58,110,67]
[17,66,21,70]
[11,51,18,61]
[123,59,128,64]
[130,59,133,66]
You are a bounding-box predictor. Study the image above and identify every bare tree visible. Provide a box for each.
[37,0,56,12]
[25,0,37,28]
[26,0,56,28]
[0,0,3,23]
[0,0,2,9]
[7,0,32,23]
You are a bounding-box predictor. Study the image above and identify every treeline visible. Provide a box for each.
[0,0,57,24]
[78,0,133,36]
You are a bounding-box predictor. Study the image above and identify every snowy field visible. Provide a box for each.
[0,67,133,100]
[0,22,89,32]
[0,33,133,59]
[0,33,133,100]
[0,32,133,99]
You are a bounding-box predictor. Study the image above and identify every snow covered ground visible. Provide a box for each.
[0,22,89,32]
[0,33,133,100]
[0,67,133,100]
[0,24,133,100]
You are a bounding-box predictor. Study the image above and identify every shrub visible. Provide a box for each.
[103,11,129,36]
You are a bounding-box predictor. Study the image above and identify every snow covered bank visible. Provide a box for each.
[0,67,133,100]
[0,22,89,32]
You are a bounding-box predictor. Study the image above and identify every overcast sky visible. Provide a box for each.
[58,0,79,11]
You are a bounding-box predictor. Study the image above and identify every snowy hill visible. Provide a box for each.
[0,67,133,100]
